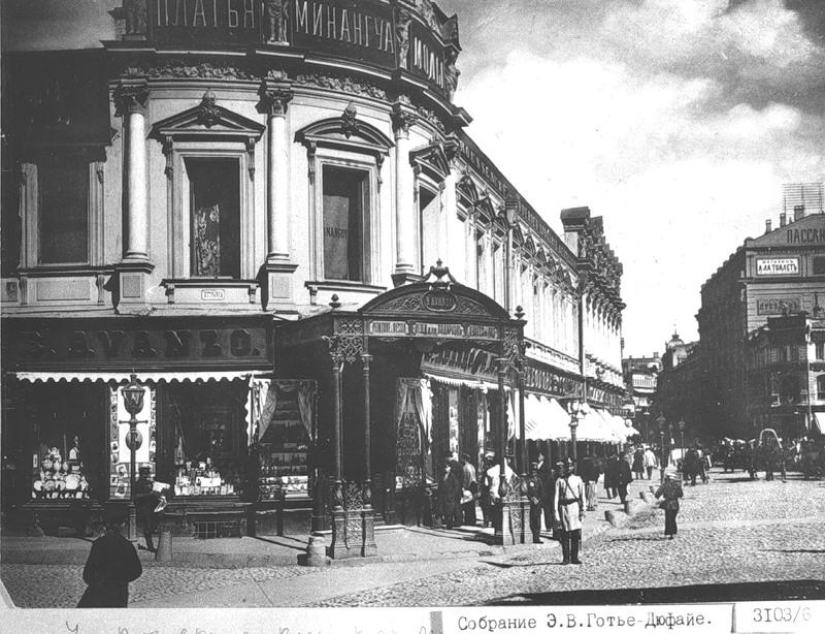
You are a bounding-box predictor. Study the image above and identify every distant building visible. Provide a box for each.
[622,353,661,442]
[697,184,825,439]
[656,333,711,442]
[748,314,825,438]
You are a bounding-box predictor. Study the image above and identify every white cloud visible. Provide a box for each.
[449,0,825,354]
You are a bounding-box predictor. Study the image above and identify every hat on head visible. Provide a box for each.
[664,468,678,479]
[139,466,152,476]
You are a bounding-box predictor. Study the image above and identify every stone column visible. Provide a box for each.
[113,79,154,307]
[391,105,418,286]
[258,83,297,309]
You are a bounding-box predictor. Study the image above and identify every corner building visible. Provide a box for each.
[698,193,825,440]
[1,1,621,554]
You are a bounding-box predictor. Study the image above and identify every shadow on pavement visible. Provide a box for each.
[485,580,825,605]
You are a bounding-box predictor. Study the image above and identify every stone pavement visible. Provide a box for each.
[0,470,681,608]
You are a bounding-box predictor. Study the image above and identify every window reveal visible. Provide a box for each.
[322,166,368,281]
[188,159,240,278]
[38,160,89,264]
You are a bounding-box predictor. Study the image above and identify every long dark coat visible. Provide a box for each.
[77,530,142,607]
[436,472,461,524]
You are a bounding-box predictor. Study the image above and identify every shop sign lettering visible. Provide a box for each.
[756,257,799,276]
[151,0,261,45]
[422,347,498,382]
[368,320,408,336]
[292,0,396,69]
[466,324,498,339]
[422,290,457,312]
[201,288,226,301]
[411,322,464,338]
[757,297,801,315]
[14,327,265,363]
[787,227,825,244]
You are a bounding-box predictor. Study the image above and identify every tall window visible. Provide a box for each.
[475,230,487,292]
[38,159,89,264]
[818,375,825,400]
[188,159,240,278]
[816,341,825,360]
[322,166,369,282]
[419,186,439,274]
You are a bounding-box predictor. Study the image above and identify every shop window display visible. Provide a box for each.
[164,382,246,498]
[252,380,317,500]
[30,385,101,501]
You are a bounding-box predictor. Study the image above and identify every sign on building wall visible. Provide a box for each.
[150,0,263,46]
[756,257,800,276]
[757,297,802,315]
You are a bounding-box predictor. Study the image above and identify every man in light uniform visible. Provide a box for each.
[553,459,585,565]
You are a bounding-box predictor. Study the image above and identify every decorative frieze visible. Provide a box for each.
[294,74,387,100]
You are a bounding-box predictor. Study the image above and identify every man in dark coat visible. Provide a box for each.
[526,460,544,543]
[615,452,633,504]
[436,463,461,529]
[77,508,142,607]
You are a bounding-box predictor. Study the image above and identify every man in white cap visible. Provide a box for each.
[553,459,585,564]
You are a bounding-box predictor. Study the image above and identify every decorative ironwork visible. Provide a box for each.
[503,326,525,369]
[330,317,366,364]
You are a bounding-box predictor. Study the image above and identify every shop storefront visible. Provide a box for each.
[272,267,526,556]
[1,315,273,537]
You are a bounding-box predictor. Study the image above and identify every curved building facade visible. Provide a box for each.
[1,1,622,551]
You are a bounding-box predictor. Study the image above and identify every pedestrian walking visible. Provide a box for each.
[436,463,461,529]
[134,466,167,552]
[644,445,658,479]
[604,452,618,500]
[77,508,142,608]
[617,451,633,503]
[479,451,495,528]
[632,446,645,480]
[579,451,600,511]
[536,452,556,531]
[461,453,478,526]
[486,453,515,533]
[554,460,585,564]
[526,461,544,543]
[655,468,684,539]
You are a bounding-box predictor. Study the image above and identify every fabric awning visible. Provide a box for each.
[524,394,571,441]
[576,408,616,442]
[813,412,825,435]
[13,370,270,383]
[423,372,502,392]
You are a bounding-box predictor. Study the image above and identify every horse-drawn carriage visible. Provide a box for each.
[799,438,825,479]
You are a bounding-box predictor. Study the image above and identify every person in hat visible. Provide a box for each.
[525,459,544,543]
[77,507,142,607]
[655,468,684,539]
[134,467,166,552]
[553,459,585,564]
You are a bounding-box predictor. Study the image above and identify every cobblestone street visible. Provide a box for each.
[2,469,824,608]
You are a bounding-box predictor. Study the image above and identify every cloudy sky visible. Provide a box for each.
[441,0,825,356]
[3,1,824,356]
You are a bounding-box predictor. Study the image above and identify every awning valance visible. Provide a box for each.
[13,370,270,383]
[524,394,572,441]
[423,372,502,392]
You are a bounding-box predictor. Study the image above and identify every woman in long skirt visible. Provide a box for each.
[655,469,684,539]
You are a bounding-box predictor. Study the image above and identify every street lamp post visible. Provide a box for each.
[121,373,146,542]
[656,413,666,482]
[679,418,686,463]
[568,401,589,468]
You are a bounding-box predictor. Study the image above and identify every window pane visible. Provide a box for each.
[419,187,438,274]
[189,159,240,278]
[39,162,88,264]
[323,166,365,281]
